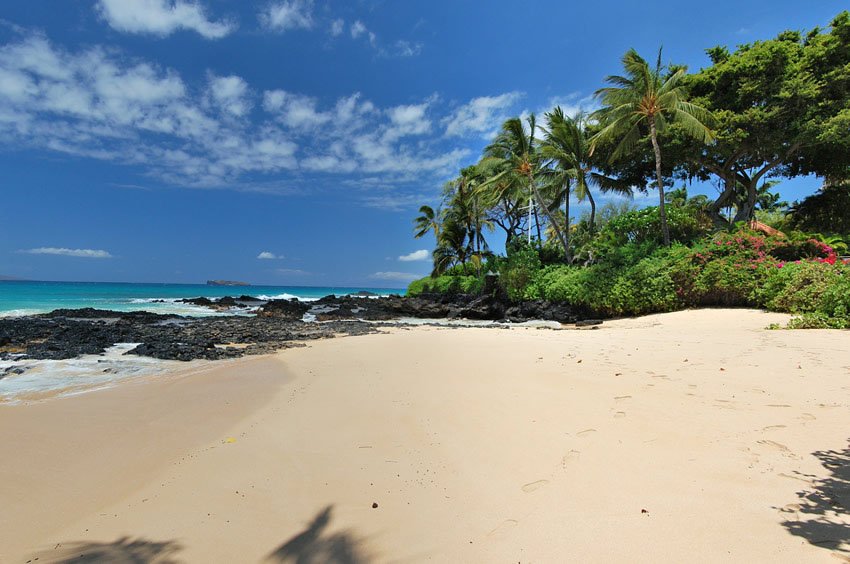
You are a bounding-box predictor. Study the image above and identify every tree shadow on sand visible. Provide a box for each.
[36,536,182,563]
[780,439,850,554]
[266,505,370,564]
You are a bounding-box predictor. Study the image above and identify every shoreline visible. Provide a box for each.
[2,309,849,561]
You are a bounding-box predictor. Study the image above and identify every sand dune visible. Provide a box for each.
[1,309,848,562]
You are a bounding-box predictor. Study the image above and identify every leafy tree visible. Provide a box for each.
[593,48,714,246]
[790,183,850,235]
[680,12,850,224]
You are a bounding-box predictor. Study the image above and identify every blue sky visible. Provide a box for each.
[0,1,845,287]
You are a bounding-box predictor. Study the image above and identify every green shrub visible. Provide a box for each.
[607,250,682,315]
[759,261,843,313]
[406,275,482,296]
[499,243,542,301]
[787,312,850,329]
[597,206,713,248]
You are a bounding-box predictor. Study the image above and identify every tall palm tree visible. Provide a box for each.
[540,107,634,260]
[484,115,570,256]
[430,216,468,276]
[474,156,527,244]
[592,48,714,246]
[445,166,492,257]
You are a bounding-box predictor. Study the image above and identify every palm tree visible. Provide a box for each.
[474,156,527,244]
[592,48,714,246]
[430,216,468,276]
[444,166,492,257]
[413,205,440,240]
[540,107,634,261]
[484,115,570,256]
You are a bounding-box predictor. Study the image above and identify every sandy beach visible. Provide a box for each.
[1,309,848,562]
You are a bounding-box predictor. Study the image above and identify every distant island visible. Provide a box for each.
[206,280,250,286]
[0,275,24,281]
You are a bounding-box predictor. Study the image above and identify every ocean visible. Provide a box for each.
[0,280,402,403]
[0,280,402,318]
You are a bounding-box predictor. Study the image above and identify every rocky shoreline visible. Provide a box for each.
[0,293,598,370]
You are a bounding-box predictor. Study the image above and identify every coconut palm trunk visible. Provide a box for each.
[649,118,670,246]
[529,173,569,257]
[563,183,571,262]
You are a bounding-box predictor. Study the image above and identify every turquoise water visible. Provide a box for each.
[0,280,402,317]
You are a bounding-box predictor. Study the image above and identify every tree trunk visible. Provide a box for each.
[563,183,572,263]
[733,179,758,223]
[528,174,569,257]
[649,119,670,246]
[587,187,597,234]
[532,205,542,248]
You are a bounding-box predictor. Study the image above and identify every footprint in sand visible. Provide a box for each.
[614,395,632,401]
[767,404,792,408]
[799,413,817,421]
[577,428,597,437]
[521,479,549,493]
[614,411,627,418]
[561,450,581,468]
[757,440,800,459]
[488,519,518,537]
[761,425,787,431]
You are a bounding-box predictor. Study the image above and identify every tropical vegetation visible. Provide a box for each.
[409,12,850,329]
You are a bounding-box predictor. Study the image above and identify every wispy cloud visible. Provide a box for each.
[329,18,345,37]
[393,40,422,57]
[0,32,471,190]
[276,268,309,275]
[260,0,314,32]
[257,251,284,259]
[350,20,375,46]
[20,247,113,258]
[96,0,234,39]
[444,92,523,137]
[398,249,429,262]
[369,271,422,282]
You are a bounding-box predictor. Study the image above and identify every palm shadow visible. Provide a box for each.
[266,505,370,564]
[780,440,850,553]
[36,536,182,563]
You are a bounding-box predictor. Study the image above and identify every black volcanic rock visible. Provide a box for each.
[257,298,310,320]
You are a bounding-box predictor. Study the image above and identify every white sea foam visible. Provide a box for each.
[0,343,202,404]
[256,293,321,302]
[0,309,42,318]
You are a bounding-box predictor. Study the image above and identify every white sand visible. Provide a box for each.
[1,309,848,562]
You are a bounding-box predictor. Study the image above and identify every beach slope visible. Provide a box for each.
[1,309,848,562]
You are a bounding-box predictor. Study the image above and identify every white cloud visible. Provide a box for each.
[394,40,422,57]
[263,90,329,130]
[260,0,314,32]
[96,0,234,39]
[257,251,284,259]
[277,268,309,275]
[329,18,345,37]
[369,271,422,282]
[444,92,523,137]
[207,74,251,117]
[350,20,367,39]
[384,101,431,141]
[0,30,499,199]
[20,247,113,258]
[349,21,376,47]
[398,250,429,262]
